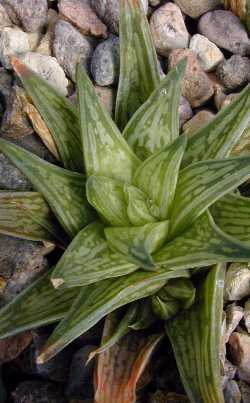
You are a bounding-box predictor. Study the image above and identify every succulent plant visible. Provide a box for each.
[1,0,250,401]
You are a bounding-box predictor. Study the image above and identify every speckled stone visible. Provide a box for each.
[4,0,48,32]
[217,55,250,90]
[174,0,220,18]
[189,34,224,72]
[0,27,30,69]
[91,35,119,86]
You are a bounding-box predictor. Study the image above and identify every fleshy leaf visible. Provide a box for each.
[88,306,138,362]
[0,270,79,339]
[105,221,169,270]
[155,212,250,268]
[231,125,250,157]
[211,193,250,244]
[166,264,225,403]
[95,316,163,403]
[86,176,130,226]
[123,61,186,160]
[151,294,180,320]
[182,84,250,167]
[124,185,157,225]
[170,156,250,238]
[0,139,95,239]
[166,278,196,309]
[0,192,67,245]
[115,0,161,130]
[51,222,138,288]
[37,268,188,362]
[12,57,83,172]
[133,136,187,220]
[129,300,157,330]
[77,63,140,183]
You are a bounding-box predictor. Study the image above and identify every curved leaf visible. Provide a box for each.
[37,268,189,362]
[0,192,67,245]
[115,0,161,130]
[124,185,157,225]
[182,84,250,167]
[0,270,79,339]
[156,212,250,268]
[133,136,187,220]
[0,139,95,238]
[51,222,138,288]
[77,63,140,183]
[123,61,186,160]
[12,57,83,172]
[211,193,250,244]
[170,156,250,238]
[105,221,169,270]
[166,264,225,403]
[86,176,130,226]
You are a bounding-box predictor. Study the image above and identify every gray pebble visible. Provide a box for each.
[91,35,120,86]
[91,0,148,34]
[53,20,95,82]
[179,96,193,128]
[0,154,32,191]
[4,0,48,32]
[174,0,221,19]
[198,10,250,56]
[217,55,250,90]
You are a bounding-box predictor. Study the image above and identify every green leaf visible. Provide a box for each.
[155,212,250,268]
[37,268,189,362]
[105,221,169,269]
[231,125,250,157]
[0,191,67,245]
[0,270,79,339]
[170,156,250,238]
[129,299,157,330]
[123,61,186,160]
[88,305,138,362]
[211,193,250,244]
[115,0,161,130]
[12,57,83,172]
[0,139,95,239]
[166,264,225,403]
[77,63,140,183]
[133,136,187,220]
[182,84,250,167]
[51,222,138,288]
[165,278,196,309]
[151,294,180,320]
[86,176,130,226]
[124,184,157,225]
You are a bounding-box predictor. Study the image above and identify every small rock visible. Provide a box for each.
[1,85,33,137]
[91,35,119,86]
[94,85,116,115]
[225,263,250,301]
[217,55,250,90]
[174,0,220,18]
[229,332,250,382]
[0,27,30,69]
[221,359,237,389]
[183,110,215,137]
[244,299,250,333]
[53,20,95,82]
[59,0,107,38]
[12,381,66,403]
[5,0,48,32]
[169,49,214,107]
[20,52,69,96]
[0,154,31,191]
[189,34,224,72]
[0,235,49,303]
[91,0,148,34]
[224,304,244,343]
[0,333,32,364]
[223,380,241,403]
[150,3,189,57]
[198,10,250,56]
[239,380,250,403]
[0,67,12,105]
[179,96,193,128]
[65,345,96,400]
[36,9,58,56]
[0,3,12,28]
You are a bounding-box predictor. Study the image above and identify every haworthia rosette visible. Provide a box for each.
[123,61,186,160]
[115,0,161,130]
[0,139,95,239]
[167,264,225,403]
[77,63,140,183]
[12,57,83,172]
